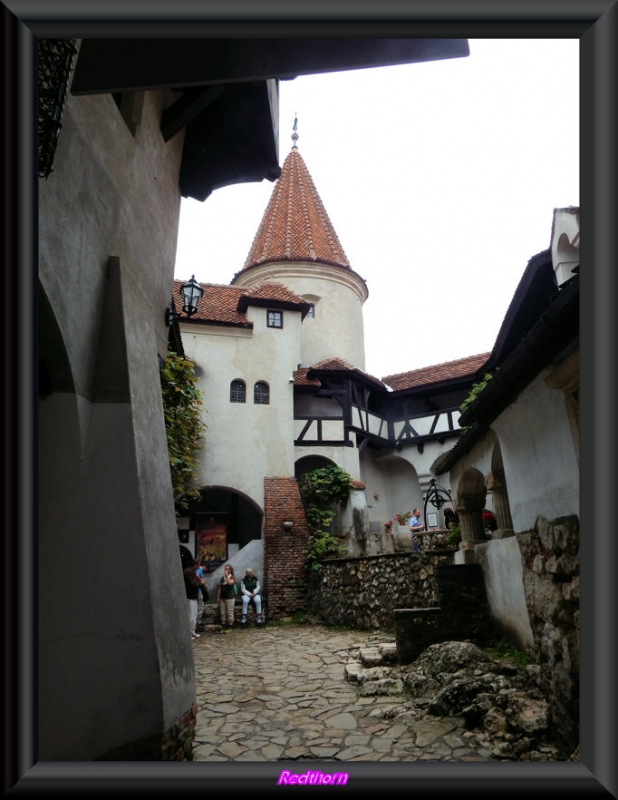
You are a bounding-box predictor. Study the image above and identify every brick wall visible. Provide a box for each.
[263,477,311,619]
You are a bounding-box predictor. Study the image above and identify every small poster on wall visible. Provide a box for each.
[426,512,439,530]
[195,515,227,574]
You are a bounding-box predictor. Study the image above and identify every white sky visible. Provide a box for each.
[174,38,579,379]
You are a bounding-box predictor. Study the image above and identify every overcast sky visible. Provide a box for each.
[174,38,579,379]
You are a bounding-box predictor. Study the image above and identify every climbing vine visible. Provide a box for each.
[298,465,352,571]
[459,372,493,433]
[160,351,206,513]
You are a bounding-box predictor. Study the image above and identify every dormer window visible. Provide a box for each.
[267,310,283,329]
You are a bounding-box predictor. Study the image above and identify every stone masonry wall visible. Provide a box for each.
[517,514,579,753]
[263,477,311,619]
[304,515,579,755]
[394,564,495,663]
[307,550,456,630]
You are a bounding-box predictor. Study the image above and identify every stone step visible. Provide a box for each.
[359,641,398,667]
[359,647,383,667]
[344,659,405,696]
[378,642,398,663]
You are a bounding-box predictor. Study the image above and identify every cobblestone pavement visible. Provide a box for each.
[191,623,496,762]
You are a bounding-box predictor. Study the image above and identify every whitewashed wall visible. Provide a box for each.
[182,306,302,508]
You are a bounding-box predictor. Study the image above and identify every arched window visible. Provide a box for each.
[254,381,270,405]
[230,379,246,403]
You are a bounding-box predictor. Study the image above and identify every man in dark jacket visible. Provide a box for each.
[183,558,205,640]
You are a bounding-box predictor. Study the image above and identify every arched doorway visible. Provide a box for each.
[294,454,335,480]
[183,486,263,575]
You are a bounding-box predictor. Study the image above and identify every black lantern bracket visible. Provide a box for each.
[165,274,204,327]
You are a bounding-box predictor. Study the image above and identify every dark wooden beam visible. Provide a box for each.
[71,38,469,95]
[160,85,224,142]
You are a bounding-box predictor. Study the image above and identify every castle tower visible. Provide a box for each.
[231,120,368,371]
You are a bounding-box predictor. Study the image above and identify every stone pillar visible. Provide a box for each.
[458,506,485,546]
[455,497,486,564]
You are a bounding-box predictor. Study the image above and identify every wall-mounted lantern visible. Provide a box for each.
[282,520,294,531]
[165,274,204,327]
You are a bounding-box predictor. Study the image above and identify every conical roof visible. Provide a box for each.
[241,144,351,272]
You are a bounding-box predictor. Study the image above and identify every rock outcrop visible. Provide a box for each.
[345,639,574,761]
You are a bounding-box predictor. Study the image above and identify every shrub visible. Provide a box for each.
[299,465,352,571]
[160,351,206,513]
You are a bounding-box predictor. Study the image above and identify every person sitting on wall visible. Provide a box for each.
[241,567,263,625]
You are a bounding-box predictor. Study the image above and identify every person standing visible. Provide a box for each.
[183,558,205,641]
[240,567,263,625]
[196,562,207,632]
[409,508,425,553]
[443,507,459,528]
[217,564,236,633]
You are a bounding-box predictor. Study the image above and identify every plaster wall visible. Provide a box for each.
[448,435,495,503]
[293,443,362,483]
[362,454,421,525]
[38,85,195,758]
[234,262,367,370]
[492,370,579,531]
[359,443,456,533]
[39,89,183,393]
[182,307,302,506]
[475,537,535,651]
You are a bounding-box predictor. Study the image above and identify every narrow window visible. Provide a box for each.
[306,304,315,318]
[254,381,270,405]
[230,379,246,403]
[267,310,283,329]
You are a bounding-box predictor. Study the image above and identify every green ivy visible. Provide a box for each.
[160,351,206,514]
[459,372,493,433]
[446,525,461,546]
[299,465,352,571]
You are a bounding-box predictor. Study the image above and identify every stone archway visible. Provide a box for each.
[456,467,487,561]
[488,441,514,535]
[188,485,263,564]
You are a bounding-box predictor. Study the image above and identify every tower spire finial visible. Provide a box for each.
[291,114,299,149]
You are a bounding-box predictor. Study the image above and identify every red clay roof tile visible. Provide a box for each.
[241,147,351,271]
[173,279,309,326]
[381,353,491,391]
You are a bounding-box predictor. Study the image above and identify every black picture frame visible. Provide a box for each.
[4,0,616,796]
